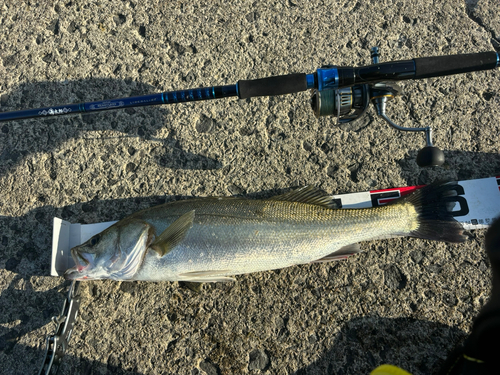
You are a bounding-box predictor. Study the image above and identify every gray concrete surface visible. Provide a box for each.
[0,0,499,374]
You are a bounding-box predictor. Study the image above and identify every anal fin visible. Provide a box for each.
[311,244,362,263]
[178,270,235,283]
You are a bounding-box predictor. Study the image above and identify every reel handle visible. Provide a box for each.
[373,95,445,167]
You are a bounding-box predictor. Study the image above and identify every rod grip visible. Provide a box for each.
[237,73,307,99]
[413,51,498,79]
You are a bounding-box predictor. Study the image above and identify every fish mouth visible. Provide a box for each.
[64,248,91,280]
[63,267,81,280]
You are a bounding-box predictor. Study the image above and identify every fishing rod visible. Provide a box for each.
[1,48,498,167]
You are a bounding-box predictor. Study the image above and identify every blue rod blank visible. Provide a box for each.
[0,85,238,122]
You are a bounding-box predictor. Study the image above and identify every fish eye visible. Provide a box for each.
[89,235,100,246]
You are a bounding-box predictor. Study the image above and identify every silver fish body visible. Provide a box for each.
[64,184,465,282]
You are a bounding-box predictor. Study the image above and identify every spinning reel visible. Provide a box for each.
[311,47,443,167]
[0,48,498,168]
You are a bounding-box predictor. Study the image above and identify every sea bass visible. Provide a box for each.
[64,183,465,282]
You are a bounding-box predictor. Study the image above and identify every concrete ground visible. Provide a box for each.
[0,0,499,374]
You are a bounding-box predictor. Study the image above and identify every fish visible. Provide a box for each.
[64,182,466,282]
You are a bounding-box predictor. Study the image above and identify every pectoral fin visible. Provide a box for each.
[151,210,195,257]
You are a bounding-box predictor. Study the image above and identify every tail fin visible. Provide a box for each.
[390,182,466,243]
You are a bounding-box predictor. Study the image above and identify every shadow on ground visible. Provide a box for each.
[0,79,221,175]
[398,150,500,186]
[4,338,144,375]
[3,312,467,374]
[294,316,466,375]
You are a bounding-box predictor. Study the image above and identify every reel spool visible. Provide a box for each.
[310,47,445,168]
[311,84,369,123]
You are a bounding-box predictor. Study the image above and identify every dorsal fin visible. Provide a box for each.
[269,186,340,209]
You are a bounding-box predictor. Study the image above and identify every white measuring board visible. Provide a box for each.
[51,177,500,276]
